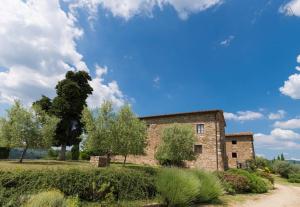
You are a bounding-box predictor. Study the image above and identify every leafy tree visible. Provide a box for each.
[82,101,116,163]
[34,71,93,160]
[33,95,52,113]
[0,101,59,163]
[155,124,196,166]
[114,105,147,166]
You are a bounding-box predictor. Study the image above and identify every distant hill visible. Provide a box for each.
[287,160,300,164]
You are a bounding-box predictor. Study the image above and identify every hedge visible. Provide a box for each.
[288,173,300,183]
[0,167,157,206]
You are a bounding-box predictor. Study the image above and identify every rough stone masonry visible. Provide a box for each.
[112,109,255,171]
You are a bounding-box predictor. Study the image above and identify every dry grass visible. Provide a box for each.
[273,174,300,187]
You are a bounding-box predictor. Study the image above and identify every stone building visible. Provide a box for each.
[112,109,255,171]
[225,132,255,168]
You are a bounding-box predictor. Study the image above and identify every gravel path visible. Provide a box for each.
[230,184,300,207]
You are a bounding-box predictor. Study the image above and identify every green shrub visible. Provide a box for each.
[100,167,156,200]
[227,169,268,193]
[79,151,90,160]
[0,167,156,206]
[0,147,10,159]
[156,168,200,207]
[192,170,223,203]
[66,195,81,207]
[261,178,274,191]
[255,171,274,184]
[66,151,72,160]
[71,145,80,160]
[272,161,300,178]
[245,157,272,172]
[23,190,67,207]
[46,148,59,159]
[288,173,300,183]
[216,171,251,194]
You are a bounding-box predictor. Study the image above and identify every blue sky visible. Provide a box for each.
[1,0,300,160]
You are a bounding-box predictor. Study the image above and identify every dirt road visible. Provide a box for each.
[230,184,300,207]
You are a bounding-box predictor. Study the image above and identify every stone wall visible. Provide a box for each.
[90,156,110,167]
[112,111,226,171]
[225,134,255,168]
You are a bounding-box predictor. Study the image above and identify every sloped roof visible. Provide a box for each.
[226,132,253,137]
[139,109,225,125]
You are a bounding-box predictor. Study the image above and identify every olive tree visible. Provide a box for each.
[0,101,59,163]
[81,101,116,162]
[82,102,147,166]
[114,105,147,166]
[155,123,196,166]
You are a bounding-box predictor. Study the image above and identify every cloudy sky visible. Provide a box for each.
[1,0,300,160]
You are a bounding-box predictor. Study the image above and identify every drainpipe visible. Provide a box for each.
[215,113,219,171]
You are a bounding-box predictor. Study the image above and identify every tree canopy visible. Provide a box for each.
[155,124,196,166]
[82,102,147,165]
[82,101,116,159]
[34,70,93,160]
[0,101,59,162]
[114,105,147,165]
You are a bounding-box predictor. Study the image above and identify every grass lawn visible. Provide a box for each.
[0,159,152,171]
[273,174,300,187]
[0,159,92,171]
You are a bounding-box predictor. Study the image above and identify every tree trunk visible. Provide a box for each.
[19,145,28,163]
[59,144,66,161]
[123,155,127,166]
[106,151,111,167]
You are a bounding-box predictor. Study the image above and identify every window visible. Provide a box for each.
[196,124,204,134]
[194,145,203,154]
[232,140,237,145]
[232,152,237,158]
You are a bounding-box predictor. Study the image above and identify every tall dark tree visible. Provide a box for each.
[33,95,52,113]
[34,71,93,160]
[280,153,285,161]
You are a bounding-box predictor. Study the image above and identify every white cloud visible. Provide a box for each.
[220,35,235,47]
[254,128,300,149]
[280,73,300,99]
[88,65,124,108]
[271,128,300,140]
[224,111,264,121]
[268,110,286,120]
[255,153,266,158]
[274,118,300,129]
[278,9,300,99]
[0,0,124,107]
[153,76,160,88]
[279,0,300,16]
[68,0,223,21]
